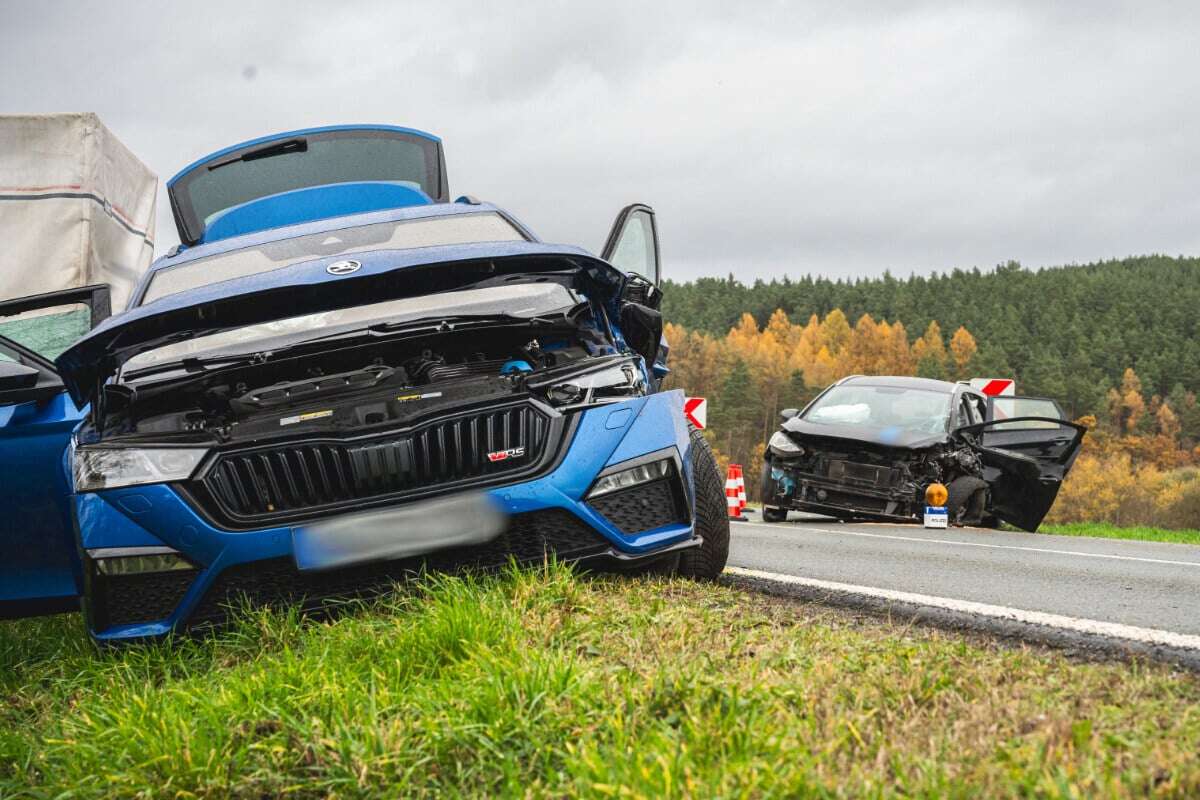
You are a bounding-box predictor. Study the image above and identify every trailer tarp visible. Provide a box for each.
[0,113,156,312]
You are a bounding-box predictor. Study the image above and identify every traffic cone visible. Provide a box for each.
[735,465,748,515]
[726,464,748,522]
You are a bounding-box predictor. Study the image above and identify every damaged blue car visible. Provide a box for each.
[0,125,729,642]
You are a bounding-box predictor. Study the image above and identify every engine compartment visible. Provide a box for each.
[765,433,985,516]
[89,320,637,446]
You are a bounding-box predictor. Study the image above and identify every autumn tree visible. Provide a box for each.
[1106,368,1146,435]
[949,326,978,379]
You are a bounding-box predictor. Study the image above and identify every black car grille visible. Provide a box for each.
[189,401,564,528]
[587,475,689,535]
[187,508,608,627]
[825,459,899,489]
[799,481,894,514]
[90,567,200,629]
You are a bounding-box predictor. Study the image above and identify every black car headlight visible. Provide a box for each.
[544,360,646,407]
[768,431,804,457]
[71,444,208,492]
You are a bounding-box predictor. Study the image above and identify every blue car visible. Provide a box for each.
[0,125,729,642]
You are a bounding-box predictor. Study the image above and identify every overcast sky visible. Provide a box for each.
[3,1,1198,281]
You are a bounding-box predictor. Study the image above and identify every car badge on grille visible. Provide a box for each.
[487,447,526,463]
[326,259,361,276]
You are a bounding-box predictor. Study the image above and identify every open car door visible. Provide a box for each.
[956,396,1087,531]
[0,285,110,619]
[602,203,660,286]
[601,204,667,383]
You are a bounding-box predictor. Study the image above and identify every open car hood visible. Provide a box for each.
[55,241,626,407]
[781,417,951,450]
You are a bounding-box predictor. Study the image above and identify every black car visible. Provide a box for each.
[760,375,1086,531]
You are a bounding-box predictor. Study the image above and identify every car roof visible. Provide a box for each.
[839,375,961,393]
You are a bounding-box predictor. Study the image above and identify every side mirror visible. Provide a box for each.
[0,362,61,406]
[620,274,662,311]
[0,361,38,392]
[780,408,799,420]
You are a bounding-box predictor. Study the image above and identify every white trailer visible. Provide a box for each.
[0,113,157,312]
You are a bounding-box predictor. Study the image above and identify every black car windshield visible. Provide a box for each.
[122,282,581,377]
[803,384,953,435]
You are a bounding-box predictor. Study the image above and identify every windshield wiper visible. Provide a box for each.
[208,138,307,171]
[295,311,573,344]
[124,350,273,380]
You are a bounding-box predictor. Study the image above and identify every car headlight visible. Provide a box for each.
[544,361,645,407]
[587,457,673,498]
[72,446,208,492]
[768,431,804,457]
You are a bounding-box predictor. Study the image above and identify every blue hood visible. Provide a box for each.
[56,240,627,407]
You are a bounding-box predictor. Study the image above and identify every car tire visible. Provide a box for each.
[947,475,988,526]
[676,424,731,580]
[762,506,788,523]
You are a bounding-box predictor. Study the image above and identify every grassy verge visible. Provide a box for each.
[3,566,1199,798]
[1038,522,1200,546]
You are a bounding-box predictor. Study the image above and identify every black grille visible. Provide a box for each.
[826,460,898,488]
[91,568,199,628]
[187,508,608,627]
[191,402,562,527]
[588,476,689,535]
[800,482,893,514]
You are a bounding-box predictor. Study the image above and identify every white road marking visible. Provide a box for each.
[725,566,1200,651]
[739,521,1200,568]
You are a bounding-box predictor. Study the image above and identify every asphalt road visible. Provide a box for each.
[726,514,1200,651]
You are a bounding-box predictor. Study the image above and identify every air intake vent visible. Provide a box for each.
[189,401,563,528]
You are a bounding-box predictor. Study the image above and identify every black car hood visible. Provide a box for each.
[781,417,951,450]
[56,241,625,407]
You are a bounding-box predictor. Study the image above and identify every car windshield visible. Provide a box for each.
[122,282,581,376]
[139,212,526,305]
[803,384,953,435]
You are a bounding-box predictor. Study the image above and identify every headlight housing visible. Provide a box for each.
[543,360,645,407]
[587,457,672,498]
[768,431,804,457]
[72,445,208,492]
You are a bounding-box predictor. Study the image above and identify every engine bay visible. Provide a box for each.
[88,319,643,446]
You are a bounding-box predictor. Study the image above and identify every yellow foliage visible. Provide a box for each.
[1108,367,1146,434]
[949,326,977,378]
[911,320,947,365]
[663,309,1191,519]
[818,309,852,356]
[1047,450,1197,529]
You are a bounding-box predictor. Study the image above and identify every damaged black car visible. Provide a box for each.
[760,376,1087,531]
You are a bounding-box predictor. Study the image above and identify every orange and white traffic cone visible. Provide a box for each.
[726,464,748,522]
[735,465,748,516]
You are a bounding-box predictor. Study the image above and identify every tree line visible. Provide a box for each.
[658,276,1200,527]
[662,255,1200,418]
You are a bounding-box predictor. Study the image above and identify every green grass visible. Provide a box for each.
[3,565,1199,798]
[1038,522,1200,546]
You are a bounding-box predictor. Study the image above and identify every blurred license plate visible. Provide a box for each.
[292,492,508,572]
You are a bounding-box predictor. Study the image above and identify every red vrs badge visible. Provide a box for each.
[487,447,526,463]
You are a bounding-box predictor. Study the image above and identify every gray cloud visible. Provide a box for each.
[2,1,1198,281]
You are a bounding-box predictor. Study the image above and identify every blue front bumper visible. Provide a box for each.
[74,391,695,642]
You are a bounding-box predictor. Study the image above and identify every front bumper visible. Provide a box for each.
[764,464,922,522]
[74,391,697,642]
